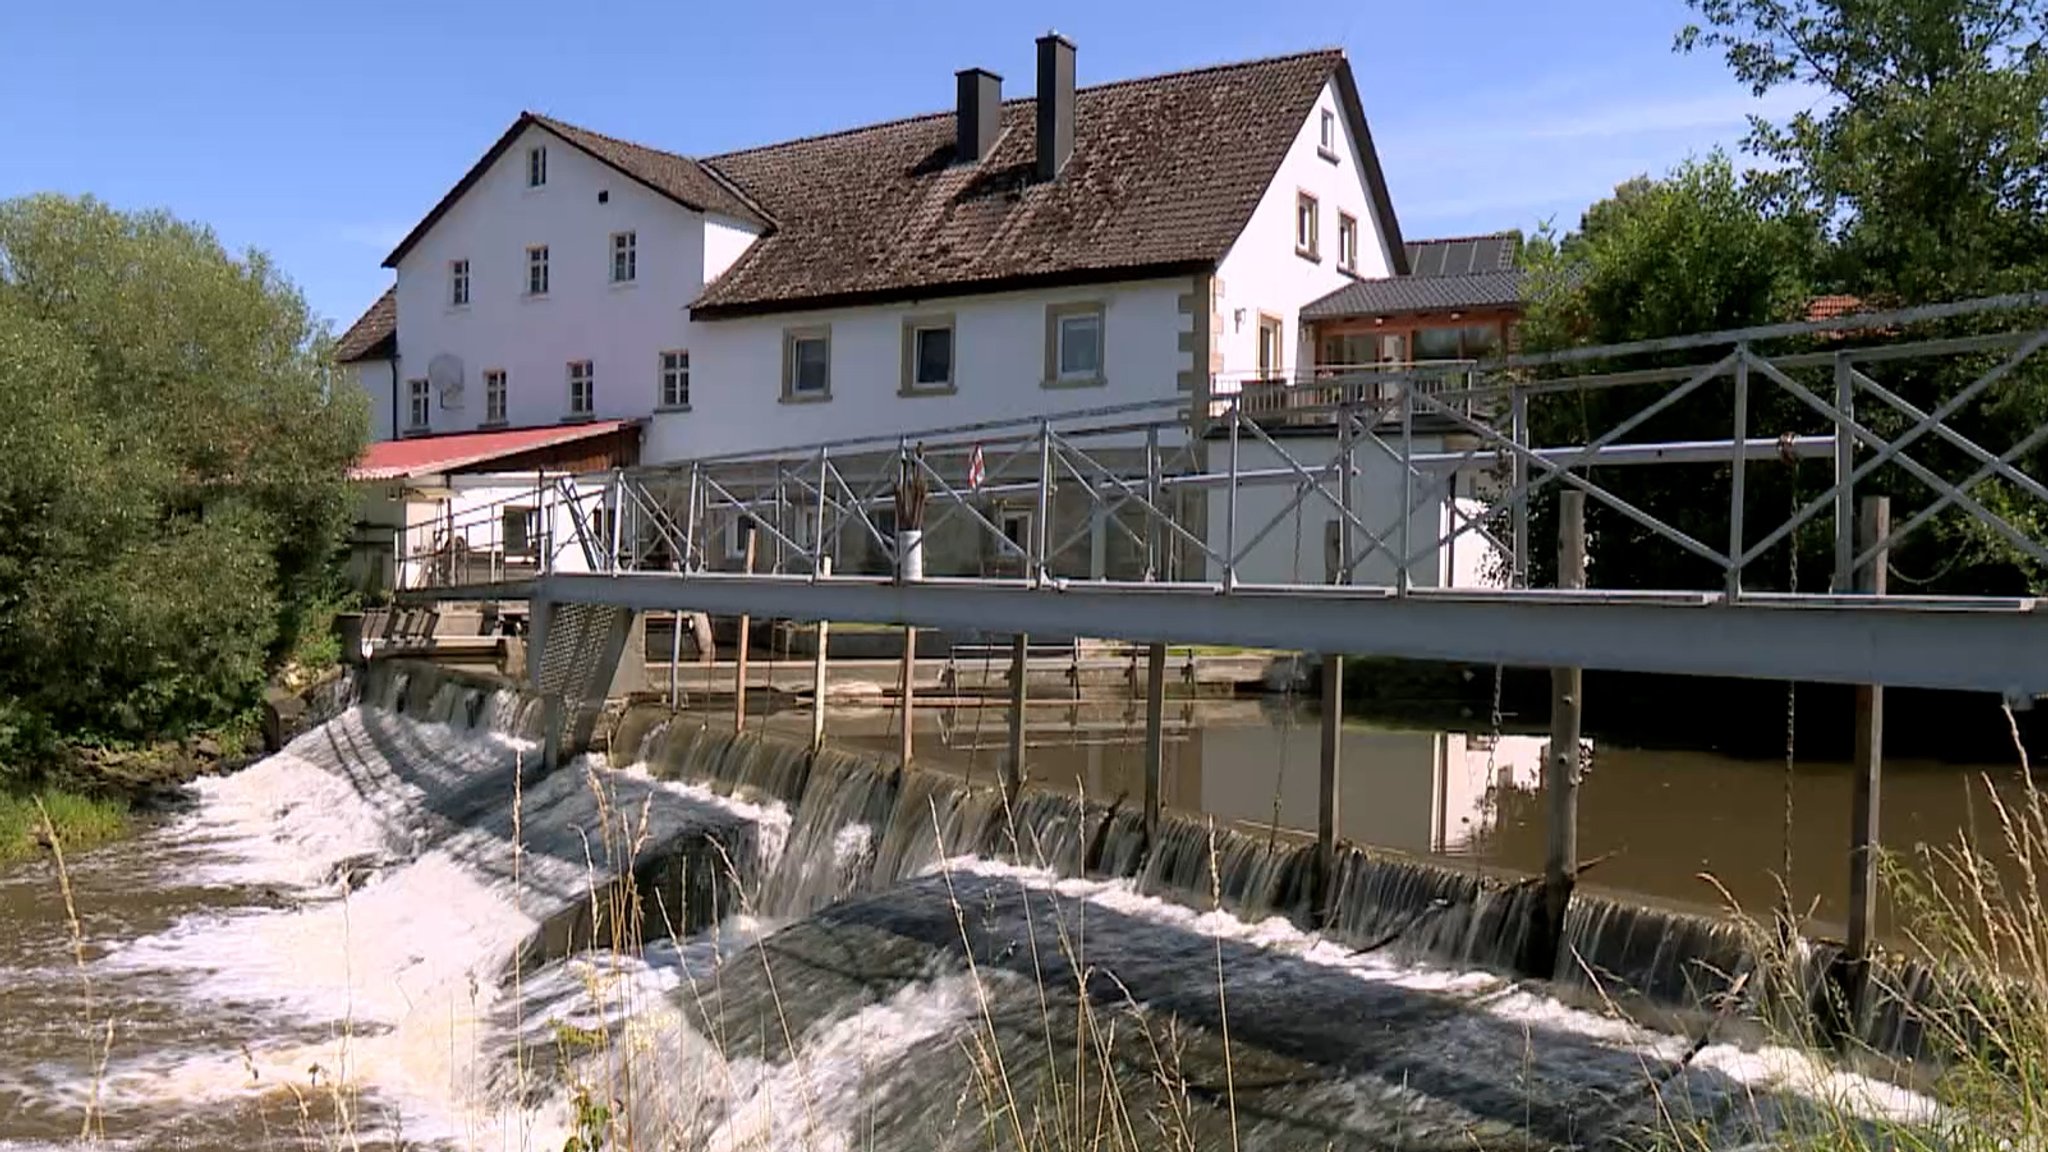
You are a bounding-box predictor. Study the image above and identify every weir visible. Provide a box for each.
[21,655,1939,1149]
[621,695,1934,1060]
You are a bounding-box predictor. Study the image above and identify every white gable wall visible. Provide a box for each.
[1211,79,1395,390]
[704,215,762,284]
[646,277,1195,462]
[390,123,761,437]
[353,358,398,442]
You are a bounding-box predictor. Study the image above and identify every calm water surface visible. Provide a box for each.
[802,694,2029,938]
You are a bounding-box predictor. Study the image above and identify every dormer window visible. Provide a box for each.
[527,145,548,187]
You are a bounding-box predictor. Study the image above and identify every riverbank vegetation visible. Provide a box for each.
[0,194,366,834]
[1516,0,2048,599]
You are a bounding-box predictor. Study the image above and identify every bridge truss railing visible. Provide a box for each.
[402,292,2048,615]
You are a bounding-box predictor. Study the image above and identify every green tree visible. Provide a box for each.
[1677,0,2048,591]
[0,194,366,771]
[1680,0,2048,301]
[1518,155,1825,590]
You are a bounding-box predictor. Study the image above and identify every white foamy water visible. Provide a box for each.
[0,671,1942,1151]
[6,683,785,1151]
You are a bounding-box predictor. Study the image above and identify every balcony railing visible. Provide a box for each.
[1216,361,1480,428]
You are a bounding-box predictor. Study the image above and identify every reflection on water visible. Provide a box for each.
[754,694,2024,940]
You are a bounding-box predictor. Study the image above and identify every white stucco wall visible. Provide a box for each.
[646,277,1196,462]
[389,123,759,437]
[353,359,397,443]
[703,216,761,284]
[1211,79,1397,389]
[1205,434,1474,588]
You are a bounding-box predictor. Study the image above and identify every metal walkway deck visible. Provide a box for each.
[400,292,2048,703]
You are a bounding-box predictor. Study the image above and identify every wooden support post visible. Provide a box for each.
[810,558,831,749]
[1526,489,1586,978]
[732,529,757,731]
[1141,641,1167,848]
[899,626,917,768]
[1316,653,1343,927]
[1005,633,1029,809]
[1843,496,1889,1007]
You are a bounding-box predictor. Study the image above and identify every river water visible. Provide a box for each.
[0,665,1963,1149]
[815,694,2028,941]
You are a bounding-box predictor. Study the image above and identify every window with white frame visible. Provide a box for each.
[903,317,954,393]
[449,259,470,306]
[1295,192,1320,259]
[1046,303,1104,385]
[567,360,594,416]
[527,145,548,187]
[406,377,431,431]
[1319,109,1337,156]
[783,327,831,399]
[1338,213,1359,273]
[527,245,549,295]
[723,512,759,559]
[502,505,537,555]
[660,350,690,408]
[611,231,637,283]
[483,369,507,424]
[1000,509,1032,552]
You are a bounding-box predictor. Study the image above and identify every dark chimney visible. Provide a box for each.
[955,68,1002,163]
[1035,32,1075,181]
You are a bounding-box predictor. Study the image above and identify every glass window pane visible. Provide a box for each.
[1058,314,1101,377]
[1462,325,1501,358]
[915,327,952,385]
[1415,327,1462,360]
[794,337,829,392]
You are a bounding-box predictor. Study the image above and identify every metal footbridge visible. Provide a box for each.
[402,293,2048,703]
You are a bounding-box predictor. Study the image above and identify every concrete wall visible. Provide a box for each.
[646,278,1197,463]
[1211,79,1397,394]
[389,122,760,436]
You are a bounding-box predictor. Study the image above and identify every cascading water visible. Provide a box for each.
[0,666,1935,1150]
[0,662,788,1150]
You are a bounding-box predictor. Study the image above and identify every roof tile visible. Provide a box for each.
[695,51,1382,316]
[335,287,396,363]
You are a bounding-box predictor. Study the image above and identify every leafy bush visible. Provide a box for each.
[0,194,365,779]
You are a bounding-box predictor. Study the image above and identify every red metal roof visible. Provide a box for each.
[351,421,633,481]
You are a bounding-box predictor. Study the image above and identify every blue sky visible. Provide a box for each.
[1,0,1818,334]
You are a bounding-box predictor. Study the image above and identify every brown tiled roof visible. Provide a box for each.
[335,287,396,363]
[1303,231,1531,319]
[1806,294,1864,321]
[693,49,1404,317]
[1302,270,1527,319]
[382,113,771,268]
[530,115,771,227]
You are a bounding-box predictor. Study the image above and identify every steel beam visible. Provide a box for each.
[429,574,2048,697]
